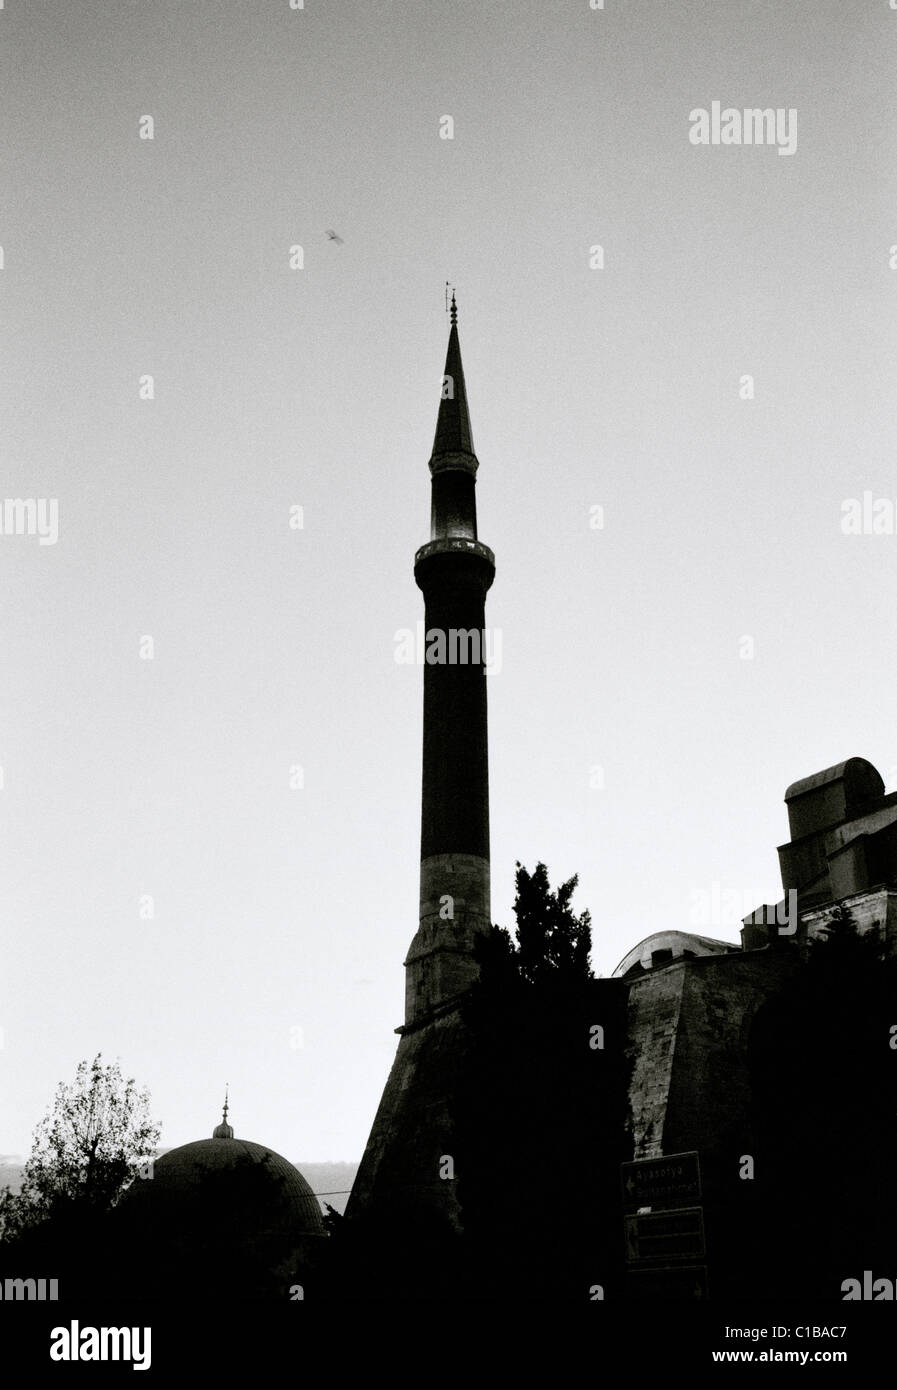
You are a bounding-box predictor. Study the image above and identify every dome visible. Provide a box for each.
[149,1136,324,1236]
[118,1103,326,1299]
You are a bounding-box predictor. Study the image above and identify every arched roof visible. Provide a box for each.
[612,929,737,979]
[784,758,884,804]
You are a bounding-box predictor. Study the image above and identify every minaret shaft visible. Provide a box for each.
[418,559,491,862]
[407,546,494,1021]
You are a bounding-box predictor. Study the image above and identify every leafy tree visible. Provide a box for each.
[512,861,593,986]
[0,1053,160,1243]
[452,862,631,1300]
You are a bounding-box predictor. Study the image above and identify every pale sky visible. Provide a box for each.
[2,0,896,1161]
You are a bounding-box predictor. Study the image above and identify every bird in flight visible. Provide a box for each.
[325,229,344,244]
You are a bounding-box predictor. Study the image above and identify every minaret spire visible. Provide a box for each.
[431,291,478,471]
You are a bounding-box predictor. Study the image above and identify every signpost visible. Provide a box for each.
[624,1206,705,1262]
[621,1152,708,1298]
[621,1150,701,1209]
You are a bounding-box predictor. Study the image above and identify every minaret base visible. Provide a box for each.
[344,1000,472,1233]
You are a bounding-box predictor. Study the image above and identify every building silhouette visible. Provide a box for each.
[346,302,897,1300]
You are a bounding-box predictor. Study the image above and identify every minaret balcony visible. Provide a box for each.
[428,451,480,478]
[414,537,495,567]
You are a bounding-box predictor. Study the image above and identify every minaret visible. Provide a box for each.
[347,295,495,1228]
[406,292,495,1023]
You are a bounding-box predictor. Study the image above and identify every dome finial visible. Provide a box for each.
[212,1085,234,1140]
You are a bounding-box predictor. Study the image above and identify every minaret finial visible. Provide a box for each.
[450,290,457,326]
[212,1085,234,1139]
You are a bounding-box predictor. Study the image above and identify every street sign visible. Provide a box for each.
[624,1206,705,1263]
[627,1264,708,1300]
[621,1151,701,1208]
